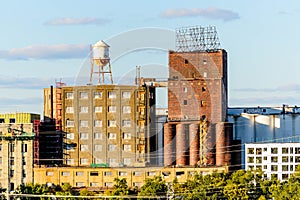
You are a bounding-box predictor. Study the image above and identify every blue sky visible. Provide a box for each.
[1,0,300,114]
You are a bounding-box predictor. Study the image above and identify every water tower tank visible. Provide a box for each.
[92,40,110,67]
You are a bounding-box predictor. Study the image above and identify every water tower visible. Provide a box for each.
[89,40,113,84]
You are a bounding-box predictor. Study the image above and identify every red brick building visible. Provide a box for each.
[164,48,233,167]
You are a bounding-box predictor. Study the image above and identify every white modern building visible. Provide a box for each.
[228,106,300,169]
[245,143,300,181]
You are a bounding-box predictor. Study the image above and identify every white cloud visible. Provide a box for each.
[45,17,110,26]
[160,7,240,21]
[0,44,89,60]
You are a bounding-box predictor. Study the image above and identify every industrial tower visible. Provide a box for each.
[164,26,233,167]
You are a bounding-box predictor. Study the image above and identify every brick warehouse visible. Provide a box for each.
[164,26,235,167]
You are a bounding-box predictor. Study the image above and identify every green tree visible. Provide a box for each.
[55,183,76,199]
[139,176,167,198]
[181,171,227,200]
[79,188,95,199]
[111,177,130,196]
[223,170,255,200]
[16,183,49,200]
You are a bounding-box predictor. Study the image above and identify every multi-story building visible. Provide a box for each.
[44,84,156,167]
[164,26,234,167]
[245,143,300,181]
[228,106,300,169]
[33,119,63,166]
[0,113,39,191]
[33,165,228,188]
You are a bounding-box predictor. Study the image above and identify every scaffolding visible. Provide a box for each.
[176,25,221,52]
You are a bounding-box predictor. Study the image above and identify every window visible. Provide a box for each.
[263,156,267,161]
[104,172,113,176]
[203,59,207,64]
[108,133,117,140]
[295,156,300,163]
[94,158,103,164]
[9,144,15,152]
[183,100,187,105]
[184,59,189,64]
[80,120,88,127]
[282,174,289,180]
[22,157,26,165]
[108,106,117,113]
[80,106,88,113]
[271,165,278,171]
[90,182,99,187]
[66,120,74,127]
[94,132,103,140]
[203,72,207,77]
[80,132,88,140]
[123,120,131,127]
[282,156,289,162]
[95,106,102,113]
[296,148,300,154]
[66,159,74,165]
[76,182,85,187]
[10,157,14,166]
[0,157,2,165]
[271,156,278,163]
[108,120,116,127]
[90,171,99,176]
[256,157,262,164]
[94,145,102,151]
[80,158,88,165]
[124,158,131,165]
[67,133,74,140]
[123,132,131,140]
[183,87,187,93]
[22,144,27,153]
[247,157,254,163]
[123,144,131,151]
[119,171,127,176]
[80,145,88,151]
[46,183,53,187]
[122,106,131,113]
[62,171,70,176]
[291,147,294,154]
[201,100,207,107]
[105,182,113,187]
[108,91,117,99]
[282,165,289,171]
[94,120,102,127]
[271,148,278,154]
[134,171,142,176]
[9,118,15,123]
[80,92,88,99]
[122,91,131,99]
[66,92,74,99]
[66,107,74,113]
[282,147,289,154]
[76,171,84,176]
[94,92,102,99]
[10,170,14,177]
[109,158,117,166]
[108,145,117,151]
[134,182,142,187]
[202,86,206,92]
[148,171,156,176]
[256,148,262,155]
[46,172,54,176]
[247,148,254,154]
[0,144,2,151]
